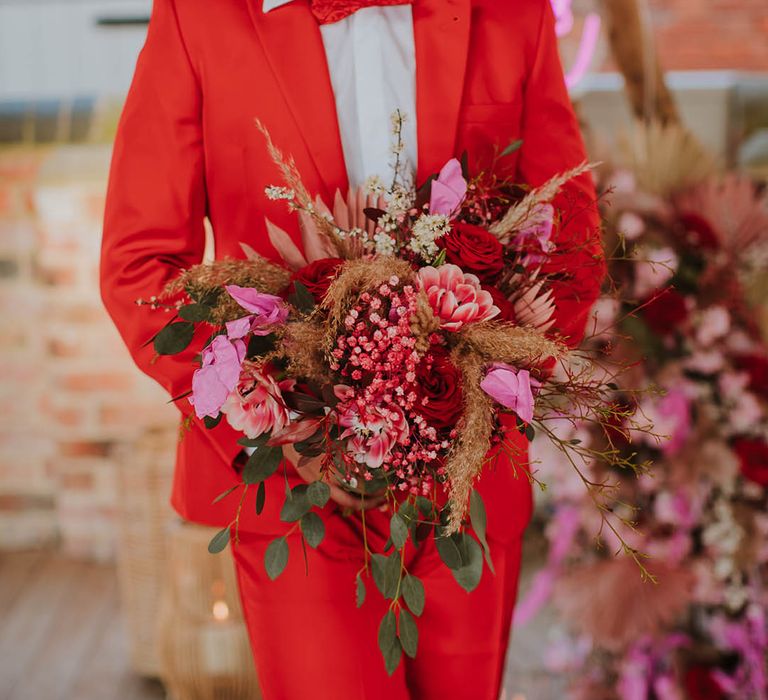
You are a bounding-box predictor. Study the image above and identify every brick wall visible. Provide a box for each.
[560,0,768,74]
[0,145,177,559]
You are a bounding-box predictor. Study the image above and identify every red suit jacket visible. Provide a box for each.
[101,0,603,529]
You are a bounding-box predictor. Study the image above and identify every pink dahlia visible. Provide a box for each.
[338,403,409,470]
[417,264,500,331]
[221,367,295,439]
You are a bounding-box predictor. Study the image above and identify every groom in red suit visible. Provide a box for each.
[101,0,603,698]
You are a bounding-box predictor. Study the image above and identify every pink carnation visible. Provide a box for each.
[221,367,295,439]
[417,264,500,331]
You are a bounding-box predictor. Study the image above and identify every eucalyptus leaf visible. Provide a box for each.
[211,484,239,505]
[238,435,270,448]
[300,511,325,548]
[203,413,223,430]
[280,484,311,522]
[469,490,495,574]
[247,333,276,358]
[255,481,266,515]
[390,513,408,551]
[378,610,401,676]
[154,321,194,355]
[207,527,230,554]
[451,534,483,593]
[524,423,535,442]
[307,480,331,508]
[243,445,283,485]
[435,533,463,570]
[500,138,524,158]
[402,574,425,616]
[398,609,419,659]
[371,553,401,599]
[264,537,289,580]
[356,572,366,608]
[178,303,211,322]
[288,281,315,313]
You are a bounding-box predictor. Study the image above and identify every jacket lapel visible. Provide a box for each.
[245,0,349,199]
[414,0,472,182]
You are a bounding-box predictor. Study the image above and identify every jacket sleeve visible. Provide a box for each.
[100,0,206,409]
[515,0,605,347]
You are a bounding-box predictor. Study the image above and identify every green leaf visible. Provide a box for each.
[207,527,230,554]
[371,553,401,599]
[524,423,535,442]
[243,445,283,485]
[203,413,223,429]
[390,513,409,551]
[356,572,366,608]
[398,609,419,659]
[178,303,211,322]
[416,496,434,518]
[211,484,239,505]
[288,281,315,314]
[411,522,432,549]
[451,534,484,593]
[500,138,524,158]
[402,574,425,616]
[307,480,331,508]
[282,391,327,415]
[469,490,495,574]
[154,321,194,355]
[255,481,266,515]
[247,333,276,358]
[435,533,463,570]
[300,511,325,548]
[280,484,311,522]
[378,610,401,676]
[238,435,270,448]
[264,537,289,580]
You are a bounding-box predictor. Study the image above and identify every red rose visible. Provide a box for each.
[678,212,720,251]
[640,287,689,336]
[414,345,463,430]
[482,284,517,323]
[290,258,344,302]
[734,354,768,399]
[684,666,725,700]
[733,437,768,487]
[439,222,504,283]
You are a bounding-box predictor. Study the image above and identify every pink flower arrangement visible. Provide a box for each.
[417,264,500,331]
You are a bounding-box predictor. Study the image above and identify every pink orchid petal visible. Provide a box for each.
[429,159,468,216]
[189,366,231,419]
[480,364,536,423]
[226,316,253,340]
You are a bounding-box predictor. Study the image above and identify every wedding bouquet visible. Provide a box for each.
[145,117,631,673]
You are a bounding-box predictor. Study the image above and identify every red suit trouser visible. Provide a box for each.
[232,441,532,700]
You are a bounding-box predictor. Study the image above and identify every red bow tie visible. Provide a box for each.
[310,0,413,25]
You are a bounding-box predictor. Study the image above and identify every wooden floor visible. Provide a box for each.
[0,546,564,700]
[0,550,165,700]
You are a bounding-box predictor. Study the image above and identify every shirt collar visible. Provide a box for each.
[263,0,293,11]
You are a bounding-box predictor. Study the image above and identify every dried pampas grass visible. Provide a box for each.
[320,257,415,351]
[161,257,292,324]
[442,323,564,532]
[621,120,716,197]
[553,558,694,651]
[489,161,593,241]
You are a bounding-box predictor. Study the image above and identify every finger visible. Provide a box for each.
[329,485,386,511]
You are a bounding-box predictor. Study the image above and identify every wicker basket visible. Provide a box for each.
[157,520,262,700]
[115,427,177,677]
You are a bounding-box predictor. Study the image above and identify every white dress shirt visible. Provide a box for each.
[263,1,418,189]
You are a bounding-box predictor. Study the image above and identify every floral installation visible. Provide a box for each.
[142,113,647,674]
[518,122,768,699]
